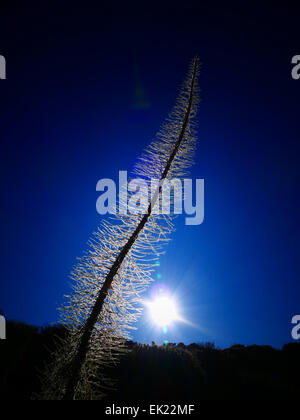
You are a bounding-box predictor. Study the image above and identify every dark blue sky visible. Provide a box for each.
[0,2,299,348]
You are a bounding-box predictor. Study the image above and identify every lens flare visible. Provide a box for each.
[148,296,178,327]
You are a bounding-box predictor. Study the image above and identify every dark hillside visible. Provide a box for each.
[0,321,299,400]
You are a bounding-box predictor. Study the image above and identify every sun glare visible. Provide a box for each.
[148,296,178,327]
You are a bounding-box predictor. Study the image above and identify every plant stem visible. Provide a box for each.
[63,58,199,400]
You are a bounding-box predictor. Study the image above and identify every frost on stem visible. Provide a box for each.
[37,57,200,400]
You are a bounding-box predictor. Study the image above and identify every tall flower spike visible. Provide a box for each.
[38,57,200,400]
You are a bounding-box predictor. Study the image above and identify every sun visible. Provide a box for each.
[147,296,178,327]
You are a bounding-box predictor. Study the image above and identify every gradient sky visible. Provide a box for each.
[0,2,299,348]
